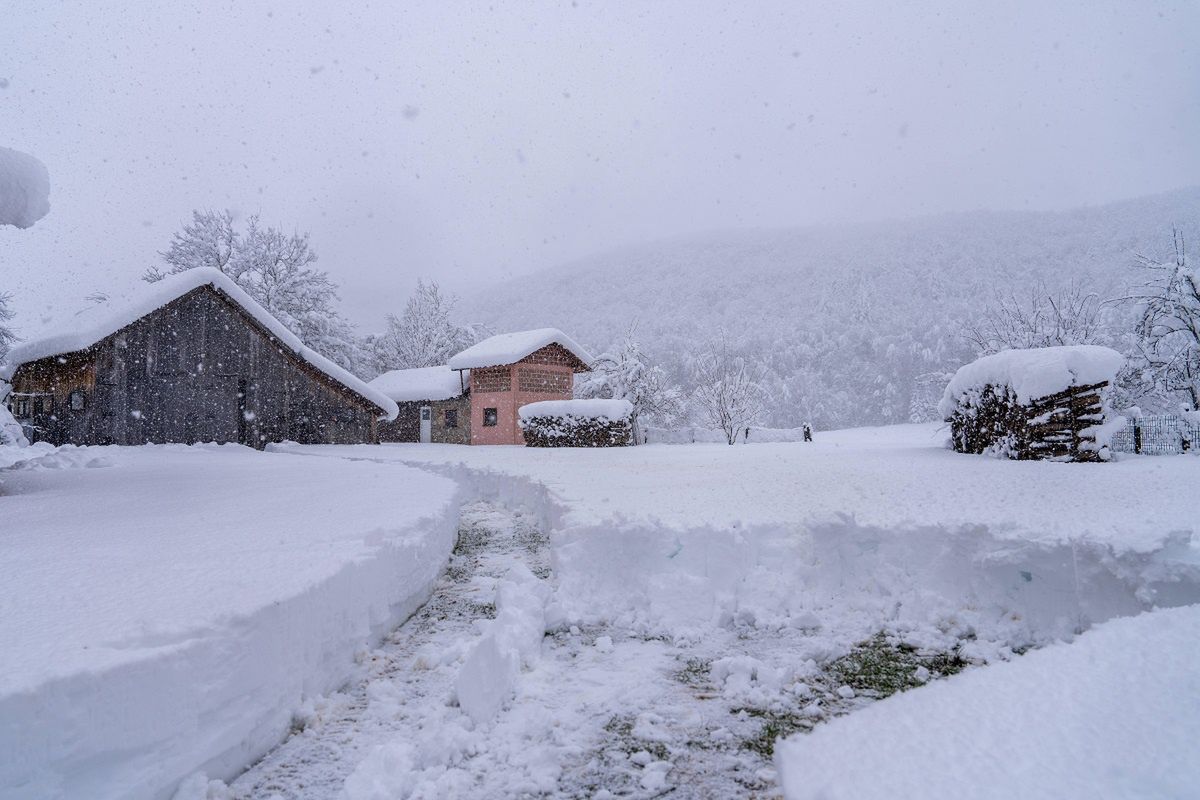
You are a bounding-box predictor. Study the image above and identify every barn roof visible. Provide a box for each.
[447,328,592,371]
[368,365,465,403]
[0,268,399,420]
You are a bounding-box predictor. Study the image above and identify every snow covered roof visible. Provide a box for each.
[447,328,592,371]
[938,345,1124,418]
[0,268,399,420]
[368,365,466,403]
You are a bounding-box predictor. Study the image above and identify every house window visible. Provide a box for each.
[482,407,498,427]
[69,389,87,411]
[14,398,29,417]
[444,409,458,428]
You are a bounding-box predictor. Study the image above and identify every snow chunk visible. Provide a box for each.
[519,398,633,421]
[369,365,465,403]
[0,267,398,420]
[938,345,1124,418]
[448,328,592,371]
[776,605,1200,800]
[0,145,50,228]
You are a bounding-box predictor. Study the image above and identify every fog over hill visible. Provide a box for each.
[462,187,1200,429]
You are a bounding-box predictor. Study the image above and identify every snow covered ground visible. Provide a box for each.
[3,424,1197,798]
[0,444,458,800]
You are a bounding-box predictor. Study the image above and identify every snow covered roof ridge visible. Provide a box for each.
[938,345,1124,419]
[368,365,466,403]
[1,267,399,419]
[447,328,593,371]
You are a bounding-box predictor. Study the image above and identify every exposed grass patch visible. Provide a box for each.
[735,708,814,758]
[828,633,968,698]
[603,714,670,762]
[673,657,713,689]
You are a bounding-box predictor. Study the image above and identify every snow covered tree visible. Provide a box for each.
[147,210,362,372]
[962,280,1106,356]
[367,280,486,373]
[689,335,768,445]
[1122,228,1200,410]
[0,291,16,364]
[577,326,683,443]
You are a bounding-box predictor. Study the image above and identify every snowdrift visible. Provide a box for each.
[0,145,50,229]
[0,445,459,800]
[775,603,1200,800]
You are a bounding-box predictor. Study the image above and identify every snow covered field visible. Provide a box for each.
[3,425,1198,799]
[0,444,458,800]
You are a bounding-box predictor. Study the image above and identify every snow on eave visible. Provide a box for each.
[0,268,399,420]
[368,365,467,403]
[447,328,593,371]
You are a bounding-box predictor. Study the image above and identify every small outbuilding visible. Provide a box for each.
[447,328,592,445]
[1,268,398,447]
[370,365,470,444]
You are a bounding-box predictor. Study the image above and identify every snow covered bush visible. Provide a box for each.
[939,345,1125,461]
[519,399,633,447]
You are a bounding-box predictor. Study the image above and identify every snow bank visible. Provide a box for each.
[369,365,465,403]
[0,267,398,420]
[447,328,592,371]
[0,404,26,447]
[0,445,458,799]
[518,398,632,420]
[0,145,50,229]
[938,345,1124,418]
[775,603,1200,800]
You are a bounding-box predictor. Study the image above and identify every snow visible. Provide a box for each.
[0,145,50,228]
[775,603,1200,800]
[447,328,592,371]
[0,267,399,420]
[369,364,465,402]
[0,443,458,799]
[938,345,1125,417]
[518,398,632,420]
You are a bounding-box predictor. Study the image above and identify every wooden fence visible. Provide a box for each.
[1110,415,1200,455]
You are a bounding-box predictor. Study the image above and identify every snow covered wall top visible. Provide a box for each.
[938,345,1124,418]
[518,398,633,420]
[0,145,50,229]
[0,267,399,419]
[448,328,593,371]
[369,365,465,402]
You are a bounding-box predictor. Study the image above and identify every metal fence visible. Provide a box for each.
[1110,415,1200,455]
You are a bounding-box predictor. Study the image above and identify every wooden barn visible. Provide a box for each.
[0,268,398,447]
[370,365,471,444]
[447,329,592,445]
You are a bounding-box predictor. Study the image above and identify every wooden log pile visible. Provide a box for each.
[521,412,631,448]
[947,381,1111,462]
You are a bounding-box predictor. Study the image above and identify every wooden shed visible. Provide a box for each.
[369,365,471,444]
[447,329,592,445]
[1,268,398,447]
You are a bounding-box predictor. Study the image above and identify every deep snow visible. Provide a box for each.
[0,145,50,229]
[0,444,458,799]
[775,602,1200,800]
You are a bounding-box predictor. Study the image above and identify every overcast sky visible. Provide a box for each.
[3,0,1199,330]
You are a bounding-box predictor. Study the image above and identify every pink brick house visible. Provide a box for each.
[448,329,592,445]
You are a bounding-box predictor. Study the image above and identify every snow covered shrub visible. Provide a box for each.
[939,345,1125,461]
[519,399,633,447]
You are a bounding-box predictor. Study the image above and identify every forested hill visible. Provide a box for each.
[462,187,1200,429]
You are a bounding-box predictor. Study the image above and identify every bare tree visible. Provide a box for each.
[690,335,768,445]
[367,280,486,373]
[962,279,1105,356]
[577,325,683,443]
[1120,228,1200,410]
[148,209,362,371]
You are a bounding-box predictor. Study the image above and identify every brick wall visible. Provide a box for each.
[517,367,571,393]
[472,366,511,393]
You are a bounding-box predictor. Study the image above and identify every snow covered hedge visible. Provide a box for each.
[939,346,1125,461]
[519,399,633,447]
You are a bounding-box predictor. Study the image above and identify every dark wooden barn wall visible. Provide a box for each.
[11,286,380,447]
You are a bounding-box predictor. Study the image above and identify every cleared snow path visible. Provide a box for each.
[218,501,978,800]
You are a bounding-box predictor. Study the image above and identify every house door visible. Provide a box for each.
[419,405,432,443]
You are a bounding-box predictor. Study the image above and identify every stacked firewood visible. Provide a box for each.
[947,381,1110,462]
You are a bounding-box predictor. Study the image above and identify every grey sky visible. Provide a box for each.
[3,0,1199,330]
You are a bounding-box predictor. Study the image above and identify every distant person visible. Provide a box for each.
[803,422,813,442]
[745,426,751,443]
